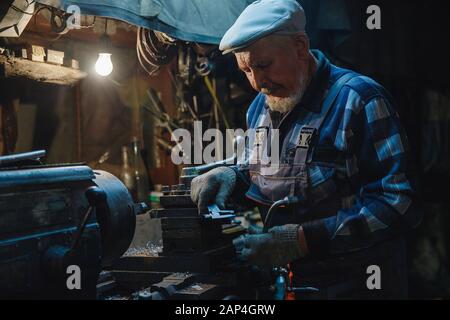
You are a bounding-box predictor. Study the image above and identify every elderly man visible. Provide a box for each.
[190,0,421,299]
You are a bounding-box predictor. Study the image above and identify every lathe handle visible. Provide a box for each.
[70,186,107,250]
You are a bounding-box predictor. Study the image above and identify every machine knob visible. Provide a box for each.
[85,186,107,205]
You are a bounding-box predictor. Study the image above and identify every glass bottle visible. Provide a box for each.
[130,137,149,204]
[120,146,136,199]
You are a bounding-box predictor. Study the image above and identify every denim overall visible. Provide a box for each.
[247,73,354,221]
[246,73,408,299]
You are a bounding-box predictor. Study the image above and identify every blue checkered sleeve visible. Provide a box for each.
[302,92,422,257]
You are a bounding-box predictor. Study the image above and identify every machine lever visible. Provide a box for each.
[70,186,106,250]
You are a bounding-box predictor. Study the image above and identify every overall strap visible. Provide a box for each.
[292,72,356,165]
[248,106,271,165]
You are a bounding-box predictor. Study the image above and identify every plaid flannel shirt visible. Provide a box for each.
[232,49,422,257]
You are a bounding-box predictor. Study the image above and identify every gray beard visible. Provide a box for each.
[266,76,308,114]
[266,89,304,113]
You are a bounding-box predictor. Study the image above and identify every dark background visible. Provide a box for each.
[301,0,450,298]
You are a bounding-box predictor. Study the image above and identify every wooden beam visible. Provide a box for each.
[0,55,87,85]
[22,14,137,49]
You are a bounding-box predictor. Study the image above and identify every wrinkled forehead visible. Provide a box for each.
[235,35,294,67]
[235,50,264,69]
[234,37,276,68]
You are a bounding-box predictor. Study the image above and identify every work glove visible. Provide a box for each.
[233,224,306,267]
[190,166,236,213]
[247,224,264,234]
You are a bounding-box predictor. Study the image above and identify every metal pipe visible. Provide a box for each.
[0,150,46,165]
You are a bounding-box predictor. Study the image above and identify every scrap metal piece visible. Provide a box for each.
[205,204,235,220]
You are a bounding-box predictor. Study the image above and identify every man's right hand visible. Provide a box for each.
[190,166,236,213]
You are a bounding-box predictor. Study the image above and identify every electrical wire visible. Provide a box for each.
[33,4,96,34]
[136,27,160,76]
[263,196,300,232]
[136,27,177,76]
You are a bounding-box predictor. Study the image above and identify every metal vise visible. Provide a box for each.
[152,157,243,256]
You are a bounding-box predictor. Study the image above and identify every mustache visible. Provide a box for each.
[260,84,282,95]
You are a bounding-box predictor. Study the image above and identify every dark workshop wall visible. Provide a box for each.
[300,0,450,298]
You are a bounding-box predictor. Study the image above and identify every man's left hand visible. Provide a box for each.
[233,224,307,267]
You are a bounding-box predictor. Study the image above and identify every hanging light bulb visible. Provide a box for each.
[95,53,113,76]
[95,19,113,77]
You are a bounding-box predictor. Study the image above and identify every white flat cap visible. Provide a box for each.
[219,0,306,54]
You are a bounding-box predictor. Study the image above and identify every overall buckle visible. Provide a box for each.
[297,127,316,149]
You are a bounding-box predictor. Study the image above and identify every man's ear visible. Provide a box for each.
[292,33,309,59]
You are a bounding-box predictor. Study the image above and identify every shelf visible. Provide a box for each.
[0,55,87,86]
